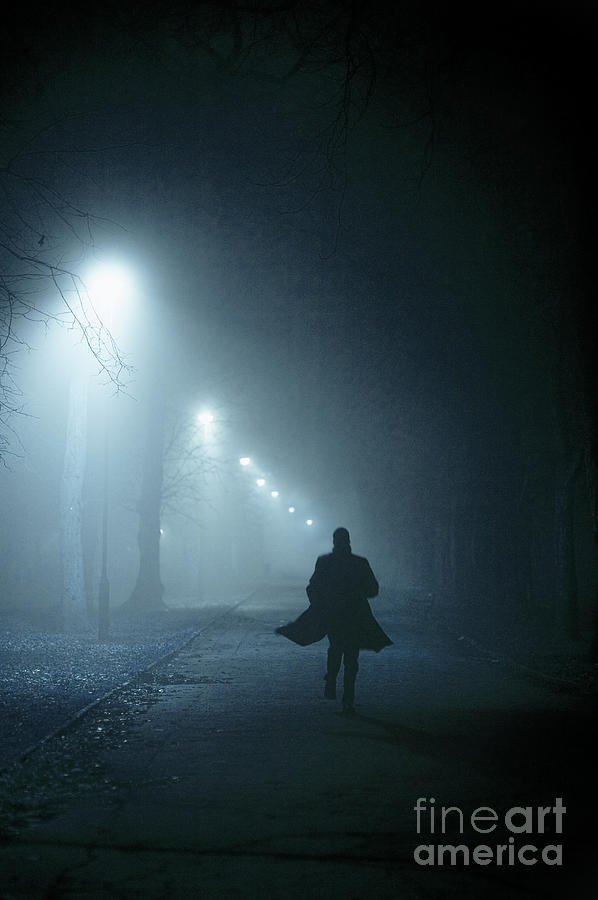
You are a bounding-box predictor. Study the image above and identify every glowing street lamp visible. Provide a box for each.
[256,478,266,487]
[271,490,279,498]
[86,261,135,325]
[306,519,313,526]
[239,457,251,467]
[85,260,135,641]
[197,411,214,426]
[288,506,295,513]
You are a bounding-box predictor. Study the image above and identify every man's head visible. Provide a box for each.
[332,527,351,552]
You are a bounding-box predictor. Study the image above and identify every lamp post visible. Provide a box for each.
[86,261,134,641]
[98,416,110,641]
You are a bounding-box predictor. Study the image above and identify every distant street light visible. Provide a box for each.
[306,519,313,526]
[271,490,279,498]
[197,411,214,426]
[288,506,295,513]
[239,457,251,467]
[256,478,266,487]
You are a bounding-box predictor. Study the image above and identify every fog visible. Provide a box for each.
[0,3,596,653]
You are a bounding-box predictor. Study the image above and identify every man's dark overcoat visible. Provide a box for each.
[276,549,392,651]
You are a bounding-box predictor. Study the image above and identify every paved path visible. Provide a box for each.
[0,585,595,898]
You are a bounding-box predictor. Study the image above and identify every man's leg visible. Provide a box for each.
[325,637,343,699]
[342,645,360,713]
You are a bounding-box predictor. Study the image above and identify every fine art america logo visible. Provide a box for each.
[413,797,566,866]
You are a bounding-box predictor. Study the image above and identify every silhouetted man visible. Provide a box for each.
[276,527,392,715]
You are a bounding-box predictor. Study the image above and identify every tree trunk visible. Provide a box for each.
[125,396,166,612]
[61,374,89,630]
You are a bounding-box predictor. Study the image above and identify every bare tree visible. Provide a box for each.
[0,152,131,457]
[0,116,135,632]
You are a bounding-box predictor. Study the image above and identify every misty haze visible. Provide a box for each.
[0,3,596,898]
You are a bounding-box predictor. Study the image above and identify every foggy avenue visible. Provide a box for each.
[0,2,597,898]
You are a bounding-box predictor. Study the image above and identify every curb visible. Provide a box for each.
[1,591,258,776]
[1,627,202,776]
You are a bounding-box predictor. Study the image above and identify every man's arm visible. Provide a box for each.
[362,559,379,599]
[306,556,326,605]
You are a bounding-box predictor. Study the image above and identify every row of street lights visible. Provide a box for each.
[235,453,315,527]
[76,261,319,640]
[72,248,317,640]
[196,410,315,527]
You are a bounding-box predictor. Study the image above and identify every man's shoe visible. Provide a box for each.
[324,676,336,700]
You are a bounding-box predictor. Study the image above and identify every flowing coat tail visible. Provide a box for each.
[276,598,392,652]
